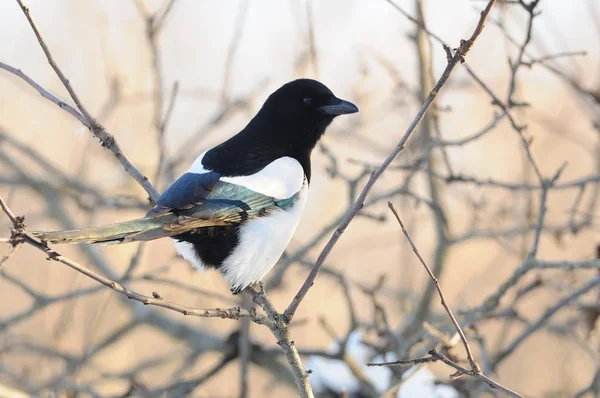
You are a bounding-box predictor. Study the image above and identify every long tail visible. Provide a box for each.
[31,214,180,245]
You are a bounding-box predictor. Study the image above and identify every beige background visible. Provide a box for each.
[0,0,599,396]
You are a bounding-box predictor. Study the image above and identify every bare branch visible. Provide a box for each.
[387,202,481,373]
[369,349,524,398]
[0,61,88,126]
[0,196,267,324]
[284,0,499,323]
[14,0,160,202]
[246,284,314,398]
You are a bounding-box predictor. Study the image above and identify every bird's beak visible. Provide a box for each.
[318,97,359,115]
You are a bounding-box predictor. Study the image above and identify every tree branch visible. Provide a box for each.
[246,284,313,398]
[387,202,481,373]
[283,0,498,323]
[0,196,267,324]
[14,0,160,202]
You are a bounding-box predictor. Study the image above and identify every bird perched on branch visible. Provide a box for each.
[33,79,358,293]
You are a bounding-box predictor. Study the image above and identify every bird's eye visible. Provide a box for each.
[303,97,312,106]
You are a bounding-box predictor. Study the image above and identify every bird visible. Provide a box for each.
[33,79,358,293]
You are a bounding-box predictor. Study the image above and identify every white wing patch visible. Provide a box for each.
[188,152,304,199]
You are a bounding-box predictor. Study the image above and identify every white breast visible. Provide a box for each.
[188,152,304,199]
[221,182,308,290]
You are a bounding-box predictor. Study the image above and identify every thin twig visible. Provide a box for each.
[387,202,481,374]
[0,61,88,126]
[0,196,20,226]
[0,243,23,271]
[153,0,179,34]
[369,349,524,398]
[154,81,180,186]
[367,356,436,367]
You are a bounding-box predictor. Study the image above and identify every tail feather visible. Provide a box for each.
[32,215,178,245]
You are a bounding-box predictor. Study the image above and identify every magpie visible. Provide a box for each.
[33,79,358,293]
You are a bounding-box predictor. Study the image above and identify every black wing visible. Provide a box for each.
[146,172,300,229]
[147,171,221,217]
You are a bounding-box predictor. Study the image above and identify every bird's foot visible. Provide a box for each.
[230,286,243,295]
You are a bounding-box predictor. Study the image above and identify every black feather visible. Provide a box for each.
[147,171,221,216]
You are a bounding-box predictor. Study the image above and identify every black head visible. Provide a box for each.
[251,79,358,151]
[203,79,358,181]
[264,79,358,120]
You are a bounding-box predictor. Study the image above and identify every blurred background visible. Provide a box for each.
[0,0,599,397]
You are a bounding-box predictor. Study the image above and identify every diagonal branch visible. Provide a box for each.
[0,196,266,324]
[0,61,88,126]
[387,202,481,373]
[14,0,159,202]
[283,0,499,323]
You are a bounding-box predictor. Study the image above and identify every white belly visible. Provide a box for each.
[173,240,205,270]
[221,183,308,291]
